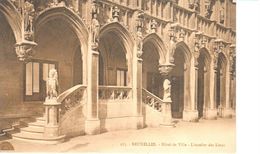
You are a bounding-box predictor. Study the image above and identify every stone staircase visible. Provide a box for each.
[4,116,65,144]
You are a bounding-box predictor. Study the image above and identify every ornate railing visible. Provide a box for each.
[142,88,163,112]
[98,86,132,101]
[57,85,87,119]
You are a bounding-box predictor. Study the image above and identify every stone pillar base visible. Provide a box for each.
[135,116,144,129]
[44,125,59,137]
[160,101,173,126]
[183,110,199,122]
[222,108,233,118]
[85,119,100,135]
[204,109,218,120]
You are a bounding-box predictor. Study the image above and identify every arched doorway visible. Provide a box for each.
[171,49,185,118]
[171,43,191,119]
[197,49,211,118]
[142,35,165,98]
[33,13,85,101]
[216,53,227,115]
[98,25,132,87]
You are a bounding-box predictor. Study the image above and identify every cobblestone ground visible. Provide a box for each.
[3,118,235,153]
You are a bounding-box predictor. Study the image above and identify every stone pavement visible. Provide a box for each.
[1,118,235,153]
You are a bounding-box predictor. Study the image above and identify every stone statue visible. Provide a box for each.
[91,13,100,45]
[24,0,35,33]
[136,27,143,57]
[150,19,157,33]
[112,6,120,22]
[220,5,225,24]
[163,79,171,102]
[46,68,59,99]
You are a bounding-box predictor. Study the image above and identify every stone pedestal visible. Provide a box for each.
[160,101,174,127]
[44,98,61,137]
[159,63,175,127]
[183,110,199,122]
[204,109,218,120]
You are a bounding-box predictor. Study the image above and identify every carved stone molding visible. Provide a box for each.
[159,63,175,77]
[15,41,37,62]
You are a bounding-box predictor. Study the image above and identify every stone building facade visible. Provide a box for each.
[0,0,236,143]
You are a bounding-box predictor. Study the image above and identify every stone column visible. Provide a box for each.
[182,59,199,122]
[204,62,217,120]
[84,1,101,135]
[132,54,144,129]
[204,62,218,120]
[85,45,100,134]
[159,63,174,127]
[222,70,233,118]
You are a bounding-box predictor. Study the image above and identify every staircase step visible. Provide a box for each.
[12,132,65,144]
[35,117,45,122]
[27,121,45,127]
[20,126,44,134]
[5,127,21,138]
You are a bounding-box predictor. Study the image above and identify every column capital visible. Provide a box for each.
[15,41,37,62]
[159,63,175,76]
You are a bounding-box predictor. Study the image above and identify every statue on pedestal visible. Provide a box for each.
[91,14,100,48]
[163,79,171,102]
[46,68,58,100]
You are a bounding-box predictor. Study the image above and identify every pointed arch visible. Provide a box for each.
[99,22,134,61]
[199,47,212,67]
[175,41,192,63]
[0,1,22,43]
[34,7,89,58]
[143,33,167,64]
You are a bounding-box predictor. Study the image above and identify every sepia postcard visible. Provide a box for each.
[0,0,236,153]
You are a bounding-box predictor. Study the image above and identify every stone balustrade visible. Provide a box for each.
[98,86,132,101]
[142,88,163,112]
[58,85,87,119]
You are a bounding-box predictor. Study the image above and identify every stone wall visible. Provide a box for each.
[98,101,141,132]
[142,104,163,128]
[59,105,85,138]
[0,14,44,130]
